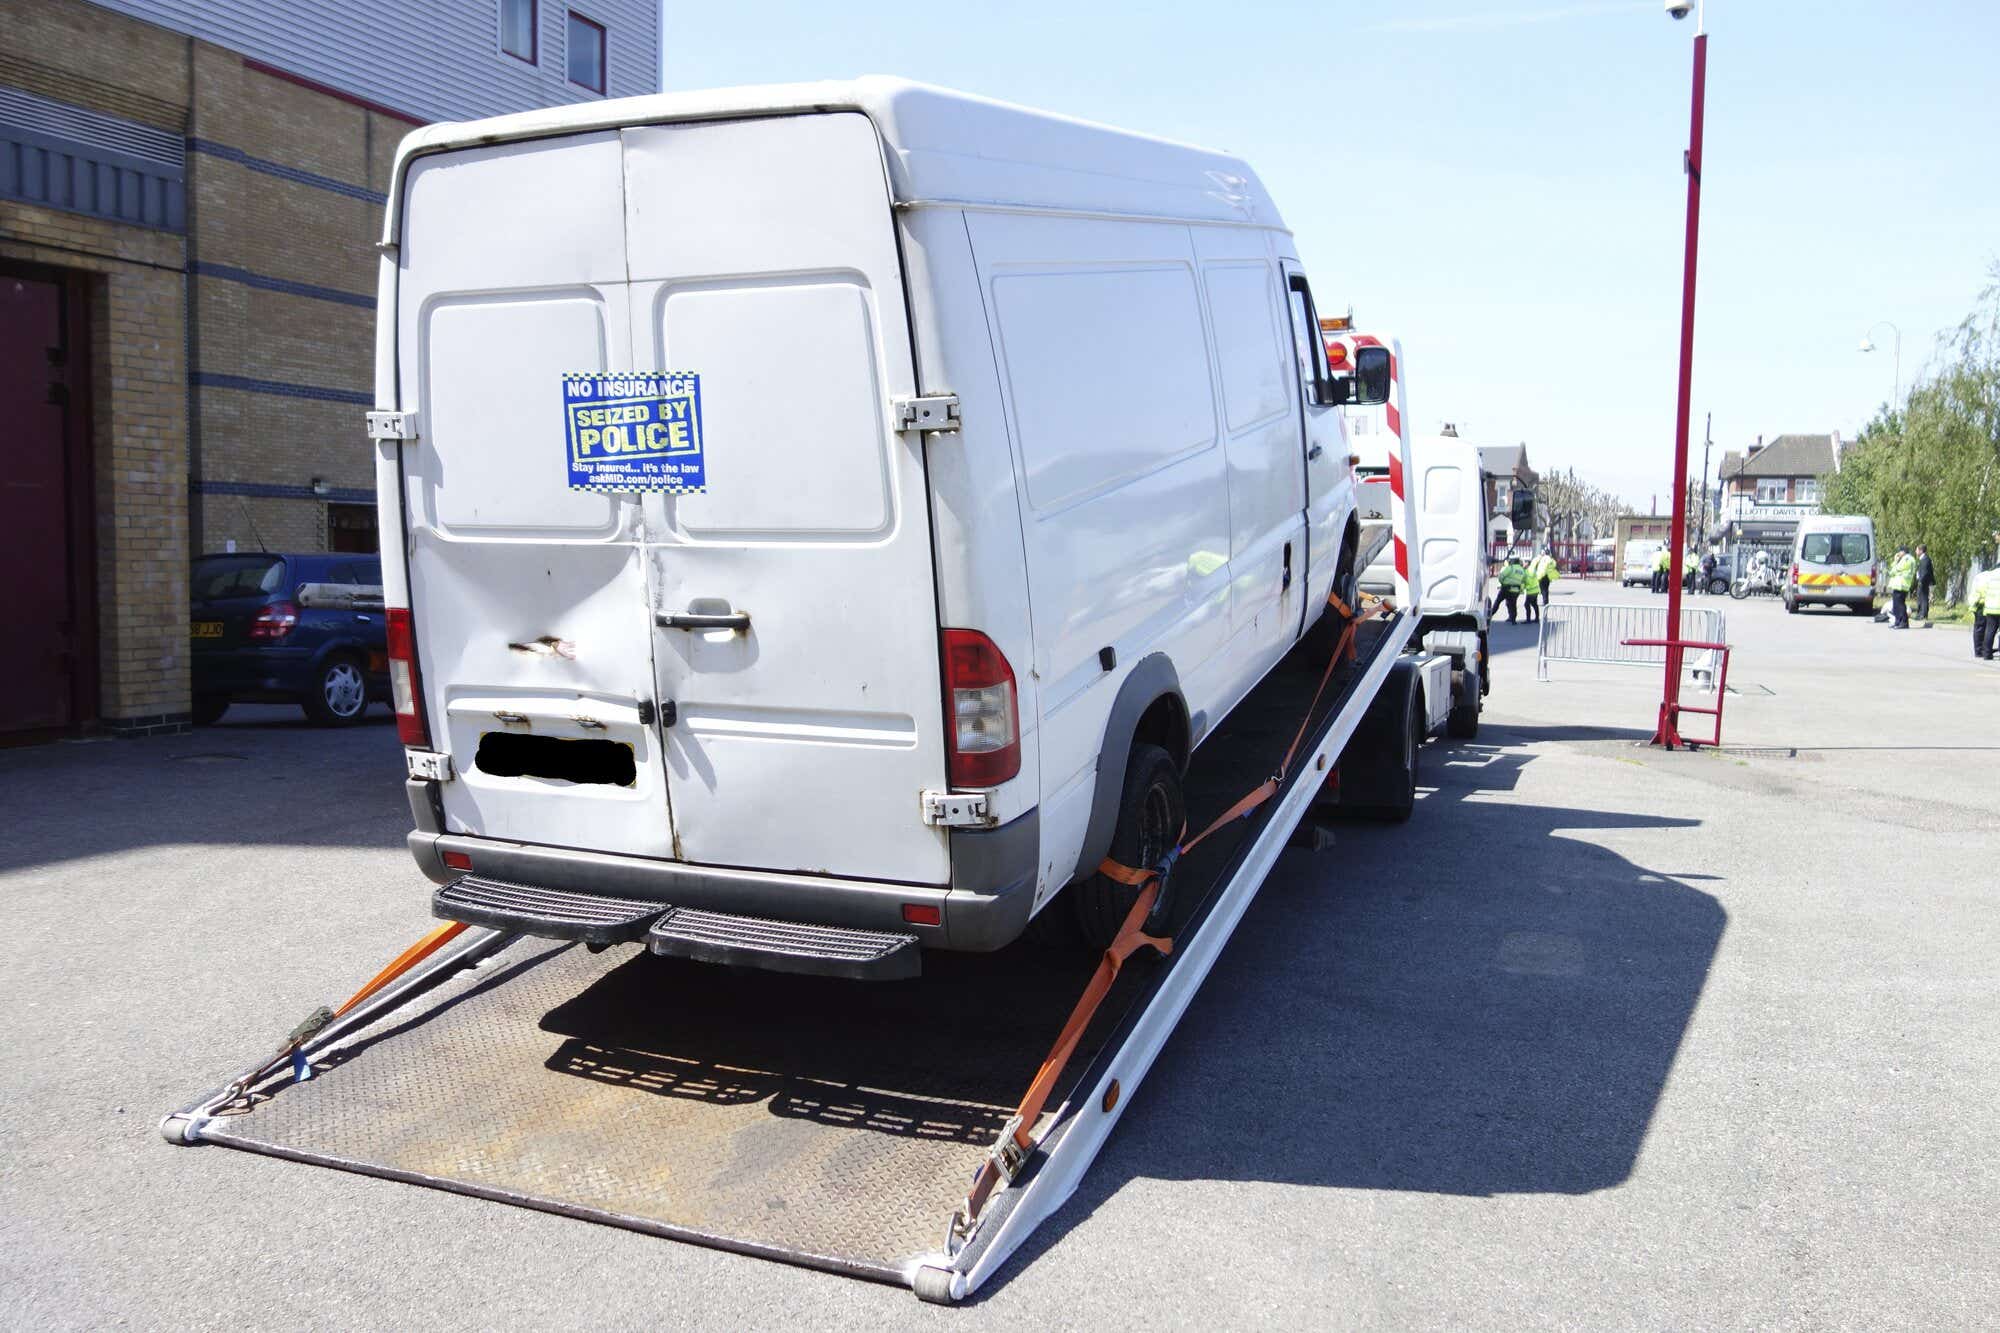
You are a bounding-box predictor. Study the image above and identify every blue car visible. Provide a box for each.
[189,552,388,726]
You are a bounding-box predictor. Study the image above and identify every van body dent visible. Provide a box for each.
[373,79,1360,965]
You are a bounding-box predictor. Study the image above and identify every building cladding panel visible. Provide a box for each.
[84,0,661,124]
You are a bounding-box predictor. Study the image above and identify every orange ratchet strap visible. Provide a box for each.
[220,919,471,1107]
[952,589,1392,1244]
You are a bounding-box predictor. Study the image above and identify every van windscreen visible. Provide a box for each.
[1801,533,1870,565]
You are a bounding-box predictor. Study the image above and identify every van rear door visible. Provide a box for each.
[396,133,673,859]
[621,114,949,885]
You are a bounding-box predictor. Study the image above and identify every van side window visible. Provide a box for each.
[1283,274,1331,406]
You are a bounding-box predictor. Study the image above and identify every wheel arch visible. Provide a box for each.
[1074,653,1188,883]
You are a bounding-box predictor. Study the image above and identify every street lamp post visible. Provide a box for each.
[1859,320,1901,407]
[1653,0,1708,749]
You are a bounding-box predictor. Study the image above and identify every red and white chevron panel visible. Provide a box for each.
[1332,332,1414,604]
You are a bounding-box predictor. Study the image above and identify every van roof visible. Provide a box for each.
[1797,515,1873,531]
[383,76,1285,239]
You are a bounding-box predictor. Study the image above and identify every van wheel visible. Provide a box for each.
[1849,601,1873,615]
[1071,744,1184,950]
[304,655,370,726]
[192,695,229,727]
[1304,534,1361,666]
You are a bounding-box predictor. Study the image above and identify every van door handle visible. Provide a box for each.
[1307,444,1324,461]
[657,610,751,632]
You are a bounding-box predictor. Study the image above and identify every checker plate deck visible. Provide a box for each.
[187,622,1388,1284]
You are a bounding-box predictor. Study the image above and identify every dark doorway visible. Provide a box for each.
[1,264,96,736]
[326,501,378,553]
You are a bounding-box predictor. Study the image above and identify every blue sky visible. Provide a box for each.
[661,1,2000,507]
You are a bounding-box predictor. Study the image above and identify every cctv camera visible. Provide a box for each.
[1665,0,1692,17]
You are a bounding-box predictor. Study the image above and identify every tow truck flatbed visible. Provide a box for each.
[167,609,1418,1302]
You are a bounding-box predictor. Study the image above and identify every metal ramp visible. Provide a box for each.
[167,611,1414,1301]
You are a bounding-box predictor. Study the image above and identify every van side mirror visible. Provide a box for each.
[1509,487,1537,530]
[1352,346,1392,405]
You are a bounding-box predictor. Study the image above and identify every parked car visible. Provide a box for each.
[190,552,387,725]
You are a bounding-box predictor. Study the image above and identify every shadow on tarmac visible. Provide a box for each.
[0,709,406,875]
[993,723,1725,1289]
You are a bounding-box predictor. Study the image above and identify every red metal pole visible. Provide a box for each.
[1653,30,1707,749]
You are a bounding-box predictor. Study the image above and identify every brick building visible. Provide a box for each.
[2,0,657,738]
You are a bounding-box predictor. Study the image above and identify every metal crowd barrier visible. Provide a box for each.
[1537,603,1727,688]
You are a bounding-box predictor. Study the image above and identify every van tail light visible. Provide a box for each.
[1791,563,1799,582]
[386,607,430,748]
[247,600,298,640]
[941,628,1020,787]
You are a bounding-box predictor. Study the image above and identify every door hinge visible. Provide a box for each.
[366,409,419,443]
[406,749,453,782]
[921,790,994,828]
[893,394,961,434]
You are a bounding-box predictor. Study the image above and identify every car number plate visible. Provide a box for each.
[191,621,223,639]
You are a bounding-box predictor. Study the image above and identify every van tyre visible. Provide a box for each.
[1070,743,1184,950]
[1304,532,1361,667]
[192,695,229,727]
[304,654,369,726]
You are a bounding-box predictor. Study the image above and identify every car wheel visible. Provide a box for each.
[304,655,370,725]
[1070,743,1185,949]
[1710,578,1729,596]
[192,694,229,727]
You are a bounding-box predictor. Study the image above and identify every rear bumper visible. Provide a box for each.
[1793,585,1873,604]
[404,779,1037,952]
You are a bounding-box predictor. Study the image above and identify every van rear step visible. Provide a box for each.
[647,906,921,981]
[433,876,670,944]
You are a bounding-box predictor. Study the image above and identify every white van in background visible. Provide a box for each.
[1622,539,1663,587]
[1786,514,1877,614]
[370,79,1370,976]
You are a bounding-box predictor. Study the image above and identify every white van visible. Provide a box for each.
[370,80,1367,976]
[1785,514,1876,614]
[1622,539,1662,587]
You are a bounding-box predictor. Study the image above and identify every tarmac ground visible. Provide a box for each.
[2,578,1994,1328]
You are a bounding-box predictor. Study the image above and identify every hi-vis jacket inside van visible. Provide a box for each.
[374,78,1363,959]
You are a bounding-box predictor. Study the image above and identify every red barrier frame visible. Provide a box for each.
[1621,637,1731,749]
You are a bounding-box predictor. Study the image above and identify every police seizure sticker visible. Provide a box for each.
[562,371,706,493]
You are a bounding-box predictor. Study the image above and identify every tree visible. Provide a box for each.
[1820,269,2000,598]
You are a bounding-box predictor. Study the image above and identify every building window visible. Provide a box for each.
[500,0,537,63]
[327,503,379,554]
[1756,478,1788,504]
[1795,477,1820,504]
[567,11,606,93]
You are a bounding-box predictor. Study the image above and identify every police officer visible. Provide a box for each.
[1973,556,2000,661]
[1652,545,1672,594]
[1493,555,1526,623]
[1531,548,1558,610]
[1522,555,1542,624]
[1914,544,1935,623]
[1885,545,1917,629]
